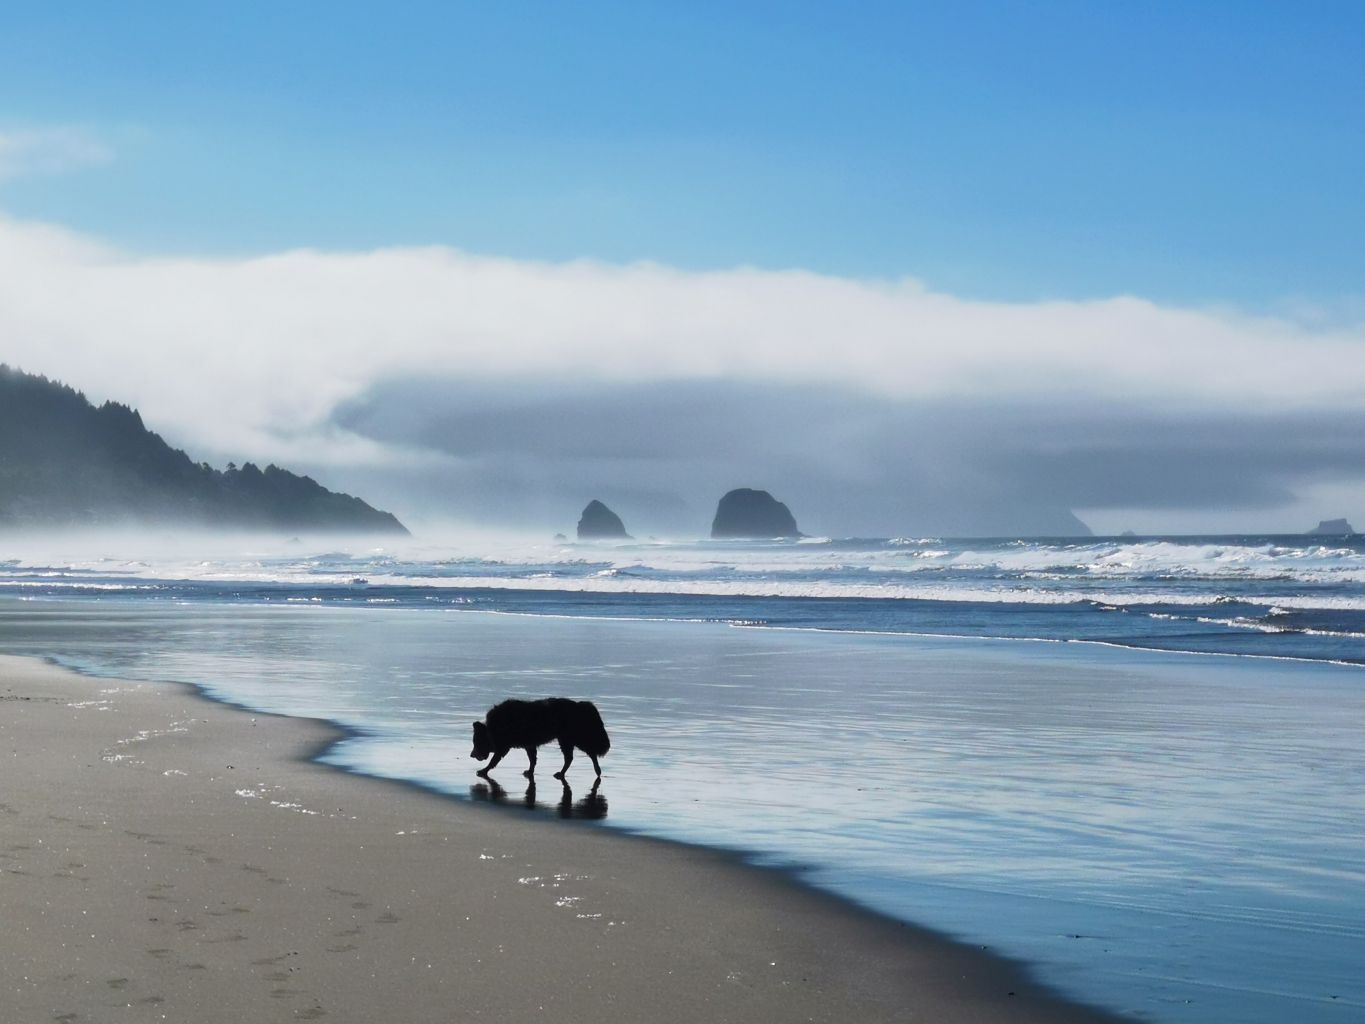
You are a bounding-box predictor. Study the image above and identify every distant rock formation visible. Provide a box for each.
[577,500,631,540]
[0,364,407,534]
[711,488,800,539]
[1059,511,1094,538]
[1307,518,1355,536]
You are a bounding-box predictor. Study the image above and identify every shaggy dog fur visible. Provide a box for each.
[470,698,611,779]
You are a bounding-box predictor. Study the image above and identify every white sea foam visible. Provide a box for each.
[5,535,1365,613]
[0,579,157,591]
[271,571,1365,612]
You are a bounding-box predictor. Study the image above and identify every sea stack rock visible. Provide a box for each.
[577,500,631,540]
[711,488,801,539]
[1307,518,1355,536]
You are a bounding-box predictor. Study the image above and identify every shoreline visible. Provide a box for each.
[0,652,1126,1023]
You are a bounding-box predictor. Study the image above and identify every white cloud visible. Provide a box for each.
[1,211,1363,469]
[0,127,112,183]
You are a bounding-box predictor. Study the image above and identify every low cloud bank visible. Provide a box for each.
[2,212,1362,534]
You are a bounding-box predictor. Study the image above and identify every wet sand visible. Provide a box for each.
[0,654,1121,1023]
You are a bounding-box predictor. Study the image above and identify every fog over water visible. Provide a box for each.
[332,377,1365,537]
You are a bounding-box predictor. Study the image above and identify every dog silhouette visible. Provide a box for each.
[471,698,610,779]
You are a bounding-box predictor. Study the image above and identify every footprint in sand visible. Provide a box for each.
[206,904,252,917]
[201,932,248,944]
[252,951,301,967]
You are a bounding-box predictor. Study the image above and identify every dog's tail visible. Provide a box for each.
[577,700,611,757]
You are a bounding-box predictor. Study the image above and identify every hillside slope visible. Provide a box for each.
[0,365,406,533]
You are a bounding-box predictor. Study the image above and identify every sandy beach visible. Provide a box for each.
[0,653,1124,1023]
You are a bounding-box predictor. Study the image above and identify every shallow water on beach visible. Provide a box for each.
[1,597,1363,1023]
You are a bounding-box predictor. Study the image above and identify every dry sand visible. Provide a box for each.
[0,654,1122,1023]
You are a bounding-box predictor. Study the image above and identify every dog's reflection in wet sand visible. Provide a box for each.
[558,778,607,820]
[471,776,607,820]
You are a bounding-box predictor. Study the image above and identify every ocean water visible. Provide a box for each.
[4,532,1365,664]
[1,532,1363,1022]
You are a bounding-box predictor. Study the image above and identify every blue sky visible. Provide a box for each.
[3,1,1363,306]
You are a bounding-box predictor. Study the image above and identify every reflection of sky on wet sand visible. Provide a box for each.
[1,600,1362,1023]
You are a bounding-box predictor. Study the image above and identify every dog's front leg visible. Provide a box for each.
[478,747,509,777]
[524,746,537,778]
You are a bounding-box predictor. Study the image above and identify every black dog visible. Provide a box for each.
[470,698,610,779]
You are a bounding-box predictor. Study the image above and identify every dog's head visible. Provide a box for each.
[470,720,491,761]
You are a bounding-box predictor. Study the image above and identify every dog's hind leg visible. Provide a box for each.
[524,746,537,778]
[553,738,574,780]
